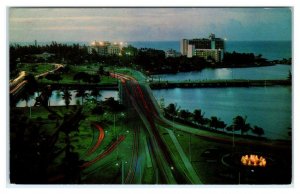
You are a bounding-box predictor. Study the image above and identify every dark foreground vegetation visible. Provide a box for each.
[10,93,125,183]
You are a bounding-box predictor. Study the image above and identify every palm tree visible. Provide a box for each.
[37,85,53,107]
[21,74,37,107]
[90,88,101,102]
[210,116,219,130]
[165,103,180,116]
[193,109,204,124]
[252,126,264,137]
[233,115,252,135]
[76,88,88,105]
[20,89,31,107]
[165,103,176,116]
[62,89,72,109]
[179,109,191,120]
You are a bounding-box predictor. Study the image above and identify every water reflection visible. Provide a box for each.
[153,86,291,140]
[152,64,291,81]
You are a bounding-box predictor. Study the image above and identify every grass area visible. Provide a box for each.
[15,62,118,85]
[38,63,118,85]
[17,63,55,76]
[39,74,117,85]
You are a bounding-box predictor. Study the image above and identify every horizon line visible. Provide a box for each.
[10,39,292,43]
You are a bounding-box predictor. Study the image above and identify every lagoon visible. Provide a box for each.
[153,86,292,140]
[152,64,291,82]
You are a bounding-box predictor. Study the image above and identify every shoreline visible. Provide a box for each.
[13,105,292,144]
[149,63,290,76]
[149,79,291,89]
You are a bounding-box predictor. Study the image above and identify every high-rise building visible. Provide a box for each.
[181,34,225,62]
[187,45,195,58]
[180,39,189,56]
[108,44,121,56]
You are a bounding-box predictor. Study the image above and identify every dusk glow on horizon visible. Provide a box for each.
[9,7,291,42]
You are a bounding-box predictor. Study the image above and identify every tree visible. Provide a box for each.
[216,120,227,131]
[90,75,100,84]
[193,109,205,124]
[20,89,32,107]
[73,72,88,83]
[233,115,252,135]
[252,126,264,137]
[45,73,62,83]
[20,74,38,107]
[97,65,105,75]
[75,89,88,105]
[210,116,219,130]
[103,97,125,112]
[179,109,191,120]
[56,107,85,183]
[91,105,104,115]
[165,103,178,116]
[62,89,72,109]
[90,88,101,101]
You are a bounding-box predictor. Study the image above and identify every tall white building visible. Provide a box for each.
[180,39,189,56]
[181,34,225,62]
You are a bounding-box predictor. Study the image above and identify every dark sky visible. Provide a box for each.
[9,7,292,42]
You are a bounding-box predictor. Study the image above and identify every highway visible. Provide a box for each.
[111,72,199,184]
[9,63,64,96]
[110,70,291,184]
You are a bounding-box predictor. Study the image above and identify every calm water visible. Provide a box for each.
[153,86,292,140]
[152,64,291,81]
[16,90,119,107]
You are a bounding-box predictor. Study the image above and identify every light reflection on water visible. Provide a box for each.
[152,64,291,81]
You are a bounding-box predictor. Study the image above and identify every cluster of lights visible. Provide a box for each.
[241,154,267,167]
[90,41,126,46]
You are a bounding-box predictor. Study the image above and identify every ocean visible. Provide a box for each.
[129,41,291,61]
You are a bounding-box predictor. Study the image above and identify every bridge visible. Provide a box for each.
[112,72,202,184]
[112,70,291,184]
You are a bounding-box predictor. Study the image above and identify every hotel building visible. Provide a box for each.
[88,41,124,56]
[181,34,225,62]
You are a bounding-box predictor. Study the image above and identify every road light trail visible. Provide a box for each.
[125,127,140,184]
[86,122,105,156]
[10,63,64,96]
[113,72,184,184]
[81,135,126,169]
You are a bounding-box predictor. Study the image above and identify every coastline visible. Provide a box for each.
[149,62,290,76]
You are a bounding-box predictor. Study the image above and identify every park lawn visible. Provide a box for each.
[17,63,55,76]
[39,73,117,85]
